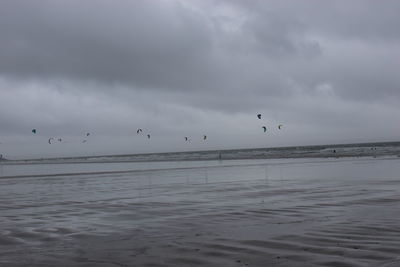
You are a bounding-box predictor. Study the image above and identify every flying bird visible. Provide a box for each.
[48,138,54,144]
[262,126,267,132]
[147,134,151,139]
[257,114,262,119]
[32,129,37,134]
[137,129,142,134]
[203,135,207,140]
[278,124,283,130]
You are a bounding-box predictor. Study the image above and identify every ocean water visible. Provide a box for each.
[1,156,400,266]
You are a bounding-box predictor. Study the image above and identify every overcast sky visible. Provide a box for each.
[1,0,400,159]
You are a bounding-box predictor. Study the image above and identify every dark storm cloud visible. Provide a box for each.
[0,0,325,96]
[0,0,399,101]
[228,0,400,102]
[0,0,217,90]
[229,0,400,41]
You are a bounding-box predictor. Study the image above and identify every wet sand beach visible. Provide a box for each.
[1,157,400,266]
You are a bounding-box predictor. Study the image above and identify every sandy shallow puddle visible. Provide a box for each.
[1,157,400,266]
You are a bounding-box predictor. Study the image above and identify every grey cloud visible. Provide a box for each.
[0,0,215,90]
[0,0,325,95]
[232,0,400,42]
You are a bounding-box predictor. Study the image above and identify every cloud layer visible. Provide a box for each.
[1,0,400,158]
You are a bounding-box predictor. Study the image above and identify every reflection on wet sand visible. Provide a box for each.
[1,157,400,266]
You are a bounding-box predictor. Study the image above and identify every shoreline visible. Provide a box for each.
[2,140,400,160]
[1,155,400,180]
[2,140,400,165]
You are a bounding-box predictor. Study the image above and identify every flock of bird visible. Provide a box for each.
[20,114,284,145]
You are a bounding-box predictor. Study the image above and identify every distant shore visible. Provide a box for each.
[2,141,400,165]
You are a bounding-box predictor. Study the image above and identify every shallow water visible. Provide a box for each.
[1,158,287,177]
[1,157,400,266]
